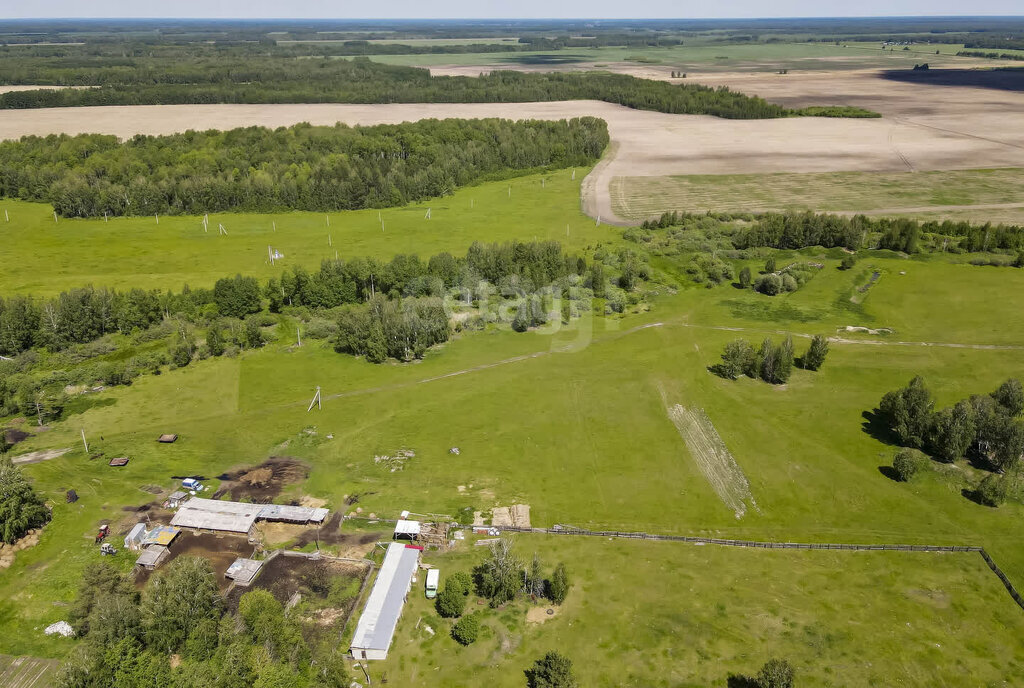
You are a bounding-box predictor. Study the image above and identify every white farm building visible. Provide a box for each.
[349,542,420,661]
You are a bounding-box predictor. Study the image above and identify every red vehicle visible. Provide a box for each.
[94,524,109,543]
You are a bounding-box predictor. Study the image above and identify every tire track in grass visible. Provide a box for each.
[666,404,757,518]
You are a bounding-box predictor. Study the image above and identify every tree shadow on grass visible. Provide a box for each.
[878,465,902,481]
[961,487,993,507]
[62,395,117,419]
[727,675,759,688]
[503,54,586,66]
[861,409,899,446]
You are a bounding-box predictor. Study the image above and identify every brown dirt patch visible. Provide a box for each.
[224,555,367,612]
[2,428,31,445]
[215,457,309,503]
[135,531,254,590]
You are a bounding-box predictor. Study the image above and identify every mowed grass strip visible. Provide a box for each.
[377,535,1024,687]
[611,167,1024,220]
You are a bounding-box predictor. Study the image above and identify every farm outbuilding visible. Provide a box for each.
[124,523,147,550]
[170,497,328,535]
[349,543,420,661]
[141,525,180,547]
[225,557,264,586]
[135,545,170,569]
[163,491,190,509]
[393,519,421,540]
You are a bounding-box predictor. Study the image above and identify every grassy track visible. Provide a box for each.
[0,168,596,295]
[3,173,1024,682]
[610,167,1024,220]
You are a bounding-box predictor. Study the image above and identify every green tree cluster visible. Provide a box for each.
[878,377,1024,471]
[526,652,578,688]
[715,336,799,385]
[57,557,348,688]
[0,118,609,217]
[0,456,51,543]
[877,377,1024,505]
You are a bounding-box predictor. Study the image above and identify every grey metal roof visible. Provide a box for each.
[350,543,420,653]
[135,545,168,568]
[170,498,262,533]
[225,557,263,584]
[170,498,329,533]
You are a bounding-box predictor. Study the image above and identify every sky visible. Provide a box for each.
[1,1,1021,19]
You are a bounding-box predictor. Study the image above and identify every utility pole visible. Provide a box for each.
[80,429,89,454]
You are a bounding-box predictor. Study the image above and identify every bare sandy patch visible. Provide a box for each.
[526,605,560,623]
[11,447,70,465]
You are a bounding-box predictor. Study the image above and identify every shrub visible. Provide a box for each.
[447,571,473,596]
[754,273,783,295]
[976,474,1008,507]
[526,651,577,688]
[436,586,466,618]
[892,448,927,482]
[451,612,479,645]
[170,343,193,368]
[840,254,857,270]
[739,266,752,287]
[801,335,829,371]
[757,658,795,688]
[548,563,570,605]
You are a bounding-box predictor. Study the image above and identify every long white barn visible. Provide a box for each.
[350,543,420,661]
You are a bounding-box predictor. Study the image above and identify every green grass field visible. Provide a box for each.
[367,41,979,71]
[0,169,596,296]
[373,535,1024,687]
[4,172,1024,683]
[611,168,1024,220]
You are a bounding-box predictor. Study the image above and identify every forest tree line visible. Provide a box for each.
[640,209,1024,256]
[0,57,878,119]
[0,118,608,217]
[1,241,643,421]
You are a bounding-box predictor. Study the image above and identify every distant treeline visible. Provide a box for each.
[957,50,1024,61]
[641,210,1024,254]
[0,58,878,119]
[0,118,608,217]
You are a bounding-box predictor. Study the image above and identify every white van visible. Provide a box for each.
[182,478,203,491]
[425,568,440,599]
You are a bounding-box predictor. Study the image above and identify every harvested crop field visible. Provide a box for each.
[215,457,309,502]
[611,167,1024,219]
[1,80,1022,224]
[667,405,755,518]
